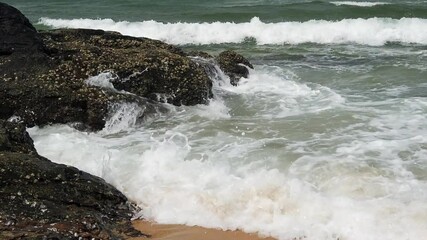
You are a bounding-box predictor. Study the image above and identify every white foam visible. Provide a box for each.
[101,102,145,135]
[26,60,427,240]
[28,122,427,240]
[7,115,22,123]
[331,1,389,7]
[27,73,427,240]
[39,17,427,46]
[193,98,231,120]
[85,72,117,90]
[222,66,345,118]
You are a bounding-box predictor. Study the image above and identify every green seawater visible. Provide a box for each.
[7,0,427,239]
[5,0,427,23]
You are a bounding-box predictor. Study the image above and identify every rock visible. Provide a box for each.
[0,2,44,55]
[0,3,212,130]
[216,50,254,86]
[0,2,49,79]
[0,120,36,154]
[0,120,146,239]
[187,50,255,86]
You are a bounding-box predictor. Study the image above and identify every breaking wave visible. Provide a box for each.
[39,17,427,46]
[330,1,389,7]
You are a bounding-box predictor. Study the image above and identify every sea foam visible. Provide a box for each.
[330,1,389,7]
[28,109,427,240]
[39,17,427,46]
[222,66,345,118]
[26,57,427,240]
[85,72,118,90]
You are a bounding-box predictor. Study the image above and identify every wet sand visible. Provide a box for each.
[131,220,277,240]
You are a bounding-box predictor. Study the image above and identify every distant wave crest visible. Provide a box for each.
[39,17,427,46]
[330,1,389,7]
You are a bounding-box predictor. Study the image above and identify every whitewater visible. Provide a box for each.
[39,17,427,46]
[330,1,390,7]
[25,2,427,239]
[28,63,427,240]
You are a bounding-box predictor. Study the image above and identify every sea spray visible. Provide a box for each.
[101,102,145,135]
[189,56,232,89]
[28,63,427,240]
[28,121,427,240]
[85,72,118,91]
[222,66,345,118]
[8,0,424,238]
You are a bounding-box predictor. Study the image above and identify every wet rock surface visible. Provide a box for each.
[0,2,213,130]
[0,3,253,239]
[216,50,254,85]
[0,120,146,239]
[0,2,45,55]
[0,120,36,154]
[0,2,253,130]
[41,28,213,107]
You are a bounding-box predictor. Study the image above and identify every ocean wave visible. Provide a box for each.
[39,17,427,46]
[221,66,345,118]
[26,61,427,240]
[28,95,427,240]
[330,1,389,7]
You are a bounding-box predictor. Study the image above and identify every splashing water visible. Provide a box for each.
[39,17,427,46]
[28,60,427,240]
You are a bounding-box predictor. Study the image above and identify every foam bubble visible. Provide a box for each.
[39,17,427,46]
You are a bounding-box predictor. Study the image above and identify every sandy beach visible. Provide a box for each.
[131,220,277,240]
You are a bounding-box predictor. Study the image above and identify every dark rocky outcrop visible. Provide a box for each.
[0,3,254,239]
[0,3,45,55]
[40,29,213,107]
[187,50,254,86]
[0,120,146,239]
[216,50,254,86]
[0,2,254,130]
[0,120,36,154]
[0,2,213,130]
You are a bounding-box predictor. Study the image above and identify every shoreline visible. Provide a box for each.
[0,2,256,238]
[130,220,277,240]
